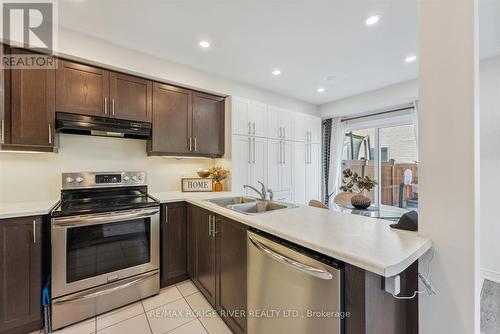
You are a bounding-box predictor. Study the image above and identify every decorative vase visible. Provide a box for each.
[333,191,356,207]
[214,181,223,192]
[351,193,371,209]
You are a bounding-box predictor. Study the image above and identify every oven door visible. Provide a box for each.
[51,207,160,298]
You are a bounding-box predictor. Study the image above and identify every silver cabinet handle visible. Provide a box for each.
[104,98,108,115]
[33,219,36,243]
[0,119,4,143]
[189,137,192,151]
[53,208,159,227]
[248,236,333,280]
[282,142,285,164]
[194,137,197,151]
[248,137,251,164]
[252,122,256,135]
[279,127,282,139]
[278,141,282,164]
[283,127,286,139]
[48,124,52,144]
[53,271,158,304]
[112,99,115,116]
[212,216,217,237]
[208,215,213,237]
[164,205,168,224]
[252,137,256,163]
[248,121,251,135]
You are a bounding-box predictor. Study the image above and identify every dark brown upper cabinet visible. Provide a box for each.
[56,60,110,117]
[56,60,152,122]
[192,92,225,156]
[110,72,152,122]
[148,83,192,155]
[160,202,188,288]
[148,86,225,158]
[0,216,43,334]
[0,47,57,152]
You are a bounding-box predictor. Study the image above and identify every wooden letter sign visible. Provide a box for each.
[181,178,213,192]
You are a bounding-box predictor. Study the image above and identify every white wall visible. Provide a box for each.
[418,1,478,334]
[0,134,215,202]
[319,79,418,118]
[480,55,500,281]
[56,28,318,116]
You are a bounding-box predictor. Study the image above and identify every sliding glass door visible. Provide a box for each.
[341,119,418,218]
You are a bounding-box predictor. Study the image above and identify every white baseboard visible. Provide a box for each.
[481,268,500,285]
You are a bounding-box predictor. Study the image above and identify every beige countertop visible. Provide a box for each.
[0,191,432,277]
[151,191,432,277]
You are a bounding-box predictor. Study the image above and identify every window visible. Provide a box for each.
[339,109,418,219]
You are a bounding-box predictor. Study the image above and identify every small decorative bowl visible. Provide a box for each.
[196,168,210,178]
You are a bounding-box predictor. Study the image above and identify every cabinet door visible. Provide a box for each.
[193,206,217,306]
[110,72,152,122]
[249,101,267,137]
[216,218,247,334]
[280,109,294,140]
[294,142,307,204]
[0,216,42,334]
[232,97,251,136]
[306,144,322,203]
[56,60,109,117]
[273,190,294,203]
[309,115,322,144]
[267,139,280,192]
[192,92,225,157]
[267,106,293,140]
[280,141,294,191]
[294,112,308,142]
[249,137,267,191]
[9,66,55,148]
[149,84,192,155]
[161,203,187,288]
[231,135,251,193]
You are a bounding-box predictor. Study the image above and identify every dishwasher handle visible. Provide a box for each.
[248,236,333,280]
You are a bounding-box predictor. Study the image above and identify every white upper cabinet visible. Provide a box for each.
[267,106,294,140]
[232,97,267,137]
[294,112,322,143]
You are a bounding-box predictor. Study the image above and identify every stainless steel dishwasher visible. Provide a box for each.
[247,230,343,334]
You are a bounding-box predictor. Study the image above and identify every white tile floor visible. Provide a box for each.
[29,280,232,334]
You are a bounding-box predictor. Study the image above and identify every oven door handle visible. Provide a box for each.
[52,208,159,227]
[52,271,158,305]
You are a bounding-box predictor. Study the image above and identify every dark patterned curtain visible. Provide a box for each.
[322,119,332,204]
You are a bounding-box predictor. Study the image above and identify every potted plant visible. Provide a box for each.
[208,166,229,192]
[339,169,377,209]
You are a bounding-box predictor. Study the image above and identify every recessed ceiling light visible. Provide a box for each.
[199,40,210,48]
[365,15,380,26]
[272,69,281,76]
[317,87,325,93]
[405,55,417,63]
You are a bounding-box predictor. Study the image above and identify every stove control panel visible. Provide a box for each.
[62,171,147,189]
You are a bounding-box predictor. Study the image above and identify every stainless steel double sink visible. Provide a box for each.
[205,196,296,215]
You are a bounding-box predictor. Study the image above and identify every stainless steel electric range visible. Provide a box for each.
[50,171,160,330]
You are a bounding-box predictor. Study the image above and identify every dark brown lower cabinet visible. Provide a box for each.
[160,202,188,288]
[216,217,247,334]
[0,216,43,334]
[187,205,247,334]
[189,205,217,305]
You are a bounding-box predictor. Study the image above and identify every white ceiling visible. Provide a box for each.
[58,0,500,105]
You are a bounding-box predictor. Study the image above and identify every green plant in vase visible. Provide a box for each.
[340,168,377,209]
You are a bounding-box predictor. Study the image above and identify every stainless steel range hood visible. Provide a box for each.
[56,112,152,139]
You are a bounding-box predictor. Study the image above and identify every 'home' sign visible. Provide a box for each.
[181,178,213,192]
